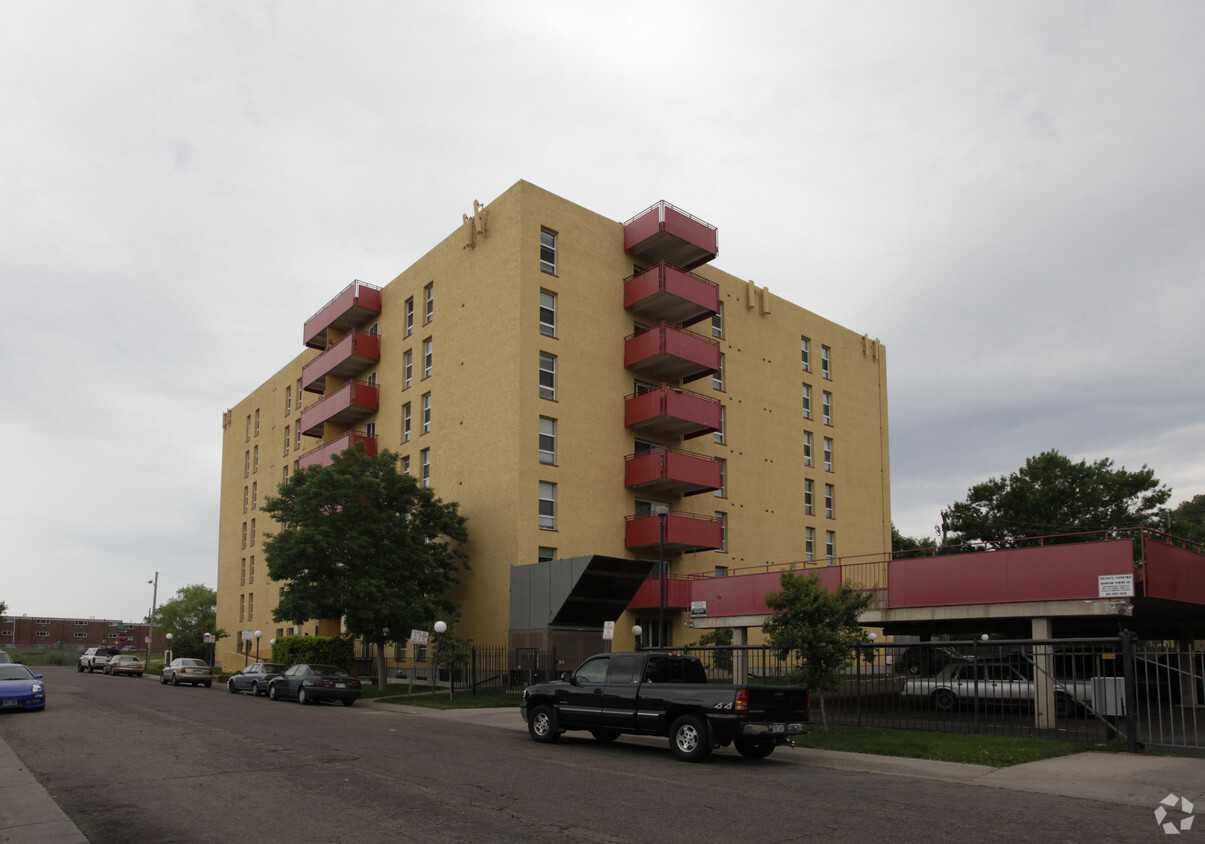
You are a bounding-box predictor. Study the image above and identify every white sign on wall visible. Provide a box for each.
[691,601,707,618]
[1098,574,1134,598]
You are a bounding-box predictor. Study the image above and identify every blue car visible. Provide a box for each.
[0,664,46,711]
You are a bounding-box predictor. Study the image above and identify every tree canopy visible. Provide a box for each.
[261,446,468,688]
[152,584,225,659]
[944,449,1170,547]
[891,523,935,559]
[763,570,872,729]
[1169,494,1205,545]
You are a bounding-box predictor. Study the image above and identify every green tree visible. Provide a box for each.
[155,585,225,660]
[1169,494,1205,545]
[763,570,872,730]
[0,601,7,619]
[262,445,469,690]
[945,450,1170,547]
[891,523,935,559]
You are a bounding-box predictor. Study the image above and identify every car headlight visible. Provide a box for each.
[32,683,44,693]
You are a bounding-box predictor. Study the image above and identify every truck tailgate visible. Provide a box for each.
[745,686,809,721]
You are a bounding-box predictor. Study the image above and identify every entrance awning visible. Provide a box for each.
[510,555,654,629]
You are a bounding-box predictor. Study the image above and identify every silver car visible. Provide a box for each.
[160,658,213,688]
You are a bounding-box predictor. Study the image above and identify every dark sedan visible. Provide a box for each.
[268,664,361,706]
[227,662,287,696]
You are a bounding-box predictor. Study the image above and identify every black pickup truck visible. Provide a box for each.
[520,651,808,762]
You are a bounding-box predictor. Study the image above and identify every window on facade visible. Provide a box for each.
[424,282,434,323]
[246,415,252,441]
[404,350,413,389]
[282,465,289,484]
[539,417,556,464]
[254,409,260,436]
[802,384,812,419]
[715,511,727,552]
[250,518,256,545]
[539,353,556,400]
[244,451,250,478]
[804,479,814,515]
[540,229,557,274]
[420,449,431,488]
[401,455,410,475]
[251,482,257,510]
[826,530,836,562]
[240,594,245,622]
[538,481,556,530]
[248,592,254,621]
[285,386,292,415]
[241,522,247,549]
[714,406,724,445]
[713,354,724,391]
[253,445,259,473]
[538,546,556,563]
[823,391,832,425]
[249,555,255,583]
[402,402,411,442]
[714,458,726,498]
[423,338,433,378]
[243,486,248,514]
[366,370,377,387]
[365,420,376,438]
[821,345,831,379]
[284,426,290,456]
[241,558,246,586]
[539,290,556,336]
[422,393,431,434]
[803,431,813,467]
[715,565,728,577]
[405,297,414,336]
[712,304,723,339]
[825,484,835,519]
[824,437,833,472]
[801,337,811,371]
[295,425,301,451]
[806,527,815,561]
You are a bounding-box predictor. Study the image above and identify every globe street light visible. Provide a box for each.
[254,630,263,664]
[164,632,173,667]
[632,624,643,649]
[431,621,447,703]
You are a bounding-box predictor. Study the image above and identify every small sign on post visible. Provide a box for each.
[602,621,615,640]
[410,629,429,646]
[1098,574,1134,598]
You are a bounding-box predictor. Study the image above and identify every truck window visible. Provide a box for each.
[575,656,609,685]
[606,654,637,685]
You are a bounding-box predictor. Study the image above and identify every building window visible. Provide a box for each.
[249,555,255,583]
[539,290,556,336]
[366,370,377,387]
[246,415,252,442]
[539,353,556,400]
[250,518,256,545]
[802,384,812,419]
[282,466,289,484]
[803,431,813,467]
[251,482,257,510]
[285,386,292,415]
[714,459,726,498]
[823,437,834,472]
[296,425,301,451]
[423,338,433,378]
[401,455,410,475]
[241,558,246,586]
[248,592,254,621]
[284,426,290,456]
[421,393,431,434]
[823,391,832,426]
[713,354,724,392]
[538,546,556,563]
[713,406,725,445]
[804,479,814,516]
[241,522,247,549]
[825,484,835,519]
[405,297,414,336]
[244,451,250,478]
[821,345,831,379]
[539,417,556,464]
[715,565,728,577]
[73,632,86,638]
[715,511,727,552]
[540,229,557,274]
[35,631,50,638]
[254,409,260,437]
[402,402,411,443]
[538,481,556,529]
[424,282,434,323]
[365,420,376,438]
[806,527,815,561]
[801,337,811,371]
[404,350,413,389]
[253,445,259,473]
[420,449,431,488]
[826,530,836,561]
[243,486,248,514]
[712,305,723,339]
[239,594,245,623]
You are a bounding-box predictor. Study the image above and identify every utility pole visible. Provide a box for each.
[146,572,159,665]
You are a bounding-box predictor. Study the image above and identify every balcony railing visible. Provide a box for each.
[301,329,380,394]
[624,322,719,384]
[625,383,721,440]
[303,280,383,350]
[625,446,722,497]
[624,261,719,328]
[624,201,718,270]
[298,380,379,438]
[627,575,694,610]
[624,510,723,554]
[297,431,377,470]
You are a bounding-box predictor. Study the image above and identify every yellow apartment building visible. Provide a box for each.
[216,180,890,668]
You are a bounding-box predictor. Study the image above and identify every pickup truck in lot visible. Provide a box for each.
[520,651,808,762]
[77,647,120,673]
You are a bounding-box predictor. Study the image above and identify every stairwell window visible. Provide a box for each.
[539,290,556,336]
[540,229,557,274]
[539,481,556,530]
[539,353,556,400]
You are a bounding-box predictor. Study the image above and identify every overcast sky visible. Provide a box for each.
[3,2,1202,624]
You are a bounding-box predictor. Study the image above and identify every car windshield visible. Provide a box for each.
[0,666,34,681]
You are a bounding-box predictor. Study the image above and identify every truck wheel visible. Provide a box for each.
[1055,692,1077,718]
[932,689,957,712]
[670,714,711,762]
[734,739,775,759]
[77,663,85,673]
[590,729,621,743]
[528,704,559,743]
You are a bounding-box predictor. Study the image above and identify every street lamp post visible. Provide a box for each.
[431,621,446,703]
[632,624,643,650]
[653,503,669,649]
[254,630,262,664]
[164,633,173,667]
[146,573,159,667]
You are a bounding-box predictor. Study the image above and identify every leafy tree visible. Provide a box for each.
[1169,494,1205,545]
[154,585,226,660]
[763,571,872,730]
[945,450,1170,547]
[692,627,733,673]
[891,523,935,559]
[262,445,469,690]
[0,601,7,619]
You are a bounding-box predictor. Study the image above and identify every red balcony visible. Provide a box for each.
[303,280,383,350]
[625,510,723,554]
[625,384,721,440]
[625,322,719,384]
[627,576,694,610]
[625,447,721,497]
[624,201,717,270]
[297,431,377,470]
[301,329,380,395]
[624,261,718,328]
[299,380,379,438]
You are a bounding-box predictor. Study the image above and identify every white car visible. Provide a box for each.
[901,661,1091,716]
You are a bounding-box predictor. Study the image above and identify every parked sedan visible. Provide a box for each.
[900,661,1090,716]
[0,664,46,711]
[268,664,361,706]
[227,662,287,696]
[104,654,144,677]
[160,658,213,687]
